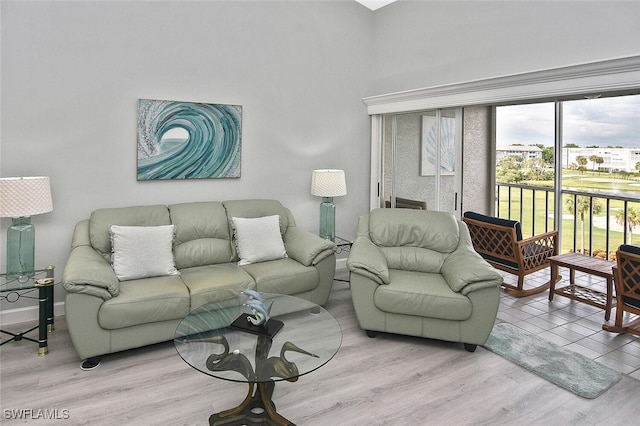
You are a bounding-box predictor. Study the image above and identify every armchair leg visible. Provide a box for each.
[365,330,378,338]
[463,343,477,352]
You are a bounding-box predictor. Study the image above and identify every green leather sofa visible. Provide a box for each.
[346,208,502,351]
[63,199,336,365]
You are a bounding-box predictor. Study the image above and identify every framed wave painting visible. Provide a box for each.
[137,99,242,180]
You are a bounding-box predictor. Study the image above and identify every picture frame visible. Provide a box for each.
[137,99,242,180]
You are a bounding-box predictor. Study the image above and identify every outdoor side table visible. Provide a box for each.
[1,266,56,356]
[548,253,615,321]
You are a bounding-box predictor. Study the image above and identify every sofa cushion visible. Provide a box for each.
[231,215,287,265]
[89,205,171,259]
[169,202,234,268]
[374,269,472,321]
[180,264,256,310]
[98,275,190,329]
[110,224,179,281]
[369,209,460,254]
[242,257,318,295]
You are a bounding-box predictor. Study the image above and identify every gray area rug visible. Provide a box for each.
[483,322,622,399]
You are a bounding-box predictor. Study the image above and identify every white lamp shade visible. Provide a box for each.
[0,176,53,217]
[311,169,347,197]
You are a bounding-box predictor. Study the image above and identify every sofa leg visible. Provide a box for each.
[463,343,477,352]
[80,356,102,371]
[365,330,377,338]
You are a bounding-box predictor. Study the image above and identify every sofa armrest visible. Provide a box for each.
[441,249,503,294]
[347,236,390,285]
[283,227,336,266]
[63,220,119,300]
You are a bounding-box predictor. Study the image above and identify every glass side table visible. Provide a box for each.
[333,236,352,283]
[333,235,353,255]
[1,266,56,356]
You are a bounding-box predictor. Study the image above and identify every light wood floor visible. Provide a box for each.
[2,278,640,425]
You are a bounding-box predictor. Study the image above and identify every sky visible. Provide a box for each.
[496,94,640,149]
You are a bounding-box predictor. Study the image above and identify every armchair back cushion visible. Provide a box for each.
[369,209,460,274]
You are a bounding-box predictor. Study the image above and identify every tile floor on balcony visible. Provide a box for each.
[497,267,640,381]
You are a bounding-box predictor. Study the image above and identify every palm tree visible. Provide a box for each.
[565,195,602,254]
[614,206,640,244]
[576,156,588,175]
[589,155,599,174]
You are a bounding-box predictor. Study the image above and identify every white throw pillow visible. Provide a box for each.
[231,215,287,266]
[110,224,179,281]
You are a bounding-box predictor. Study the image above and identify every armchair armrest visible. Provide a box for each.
[63,220,119,300]
[442,248,503,294]
[516,230,558,270]
[283,227,336,266]
[347,236,390,285]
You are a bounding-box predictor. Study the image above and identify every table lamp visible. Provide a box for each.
[0,176,53,282]
[311,169,346,242]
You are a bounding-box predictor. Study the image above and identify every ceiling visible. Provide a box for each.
[354,0,398,11]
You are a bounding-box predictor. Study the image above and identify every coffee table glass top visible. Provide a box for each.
[174,293,342,383]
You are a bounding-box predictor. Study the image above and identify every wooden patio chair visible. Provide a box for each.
[603,245,640,337]
[462,211,558,297]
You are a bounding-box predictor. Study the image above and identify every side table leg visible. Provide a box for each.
[605,277,613,321]
[549,263,559,301]
[38,286,48,356]
[45,265,55,332]
[45,285,55,332]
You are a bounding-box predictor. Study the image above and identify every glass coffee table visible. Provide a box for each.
[174,293,342,426]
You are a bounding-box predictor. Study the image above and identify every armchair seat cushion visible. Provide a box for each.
[374,270,472,321]
[98,276,190,330]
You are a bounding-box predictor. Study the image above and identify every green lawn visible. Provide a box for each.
[497,170,640,256]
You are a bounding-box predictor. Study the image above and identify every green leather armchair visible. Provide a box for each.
[347,209,503,351]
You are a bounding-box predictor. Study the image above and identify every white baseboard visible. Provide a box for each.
[0,302,66,326]
[1,261,348,326]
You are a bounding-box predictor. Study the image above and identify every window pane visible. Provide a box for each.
[561,95,640,256]
[495,103,556,237]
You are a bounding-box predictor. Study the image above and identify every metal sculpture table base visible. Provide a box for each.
[210,381,294,426]
[202,331,314,426]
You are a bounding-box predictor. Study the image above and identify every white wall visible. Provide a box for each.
[0,1,374,310]
[371,0,640,95]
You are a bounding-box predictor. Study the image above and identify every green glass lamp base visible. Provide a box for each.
[319,197,336,242]
[6,217,36,283]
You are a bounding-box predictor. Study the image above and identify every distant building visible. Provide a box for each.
[496,145,542,161]
[562,147,640,173]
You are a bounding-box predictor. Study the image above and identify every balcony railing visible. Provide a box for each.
[495,182,640,260]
